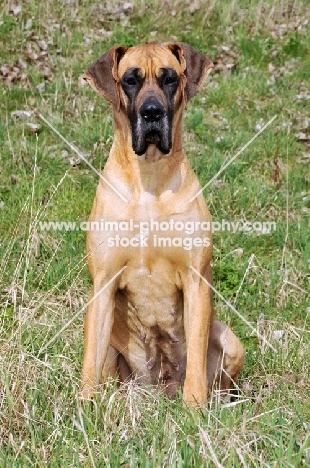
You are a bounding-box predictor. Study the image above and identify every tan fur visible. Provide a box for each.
[81,43,244,405]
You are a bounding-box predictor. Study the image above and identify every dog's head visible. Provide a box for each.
[84,43,213,156]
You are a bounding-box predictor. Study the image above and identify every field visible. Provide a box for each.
[0,0,309,466]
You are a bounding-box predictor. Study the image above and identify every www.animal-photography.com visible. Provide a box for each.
[0,1,309,466]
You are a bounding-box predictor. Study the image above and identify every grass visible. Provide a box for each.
[0,0,309,466]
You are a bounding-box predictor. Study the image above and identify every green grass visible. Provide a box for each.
[0,0,309,466]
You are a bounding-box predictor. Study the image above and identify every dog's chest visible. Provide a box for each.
[119,260,182,329]
[115,259,187,392]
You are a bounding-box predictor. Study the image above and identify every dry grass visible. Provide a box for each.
[0,0,309,465]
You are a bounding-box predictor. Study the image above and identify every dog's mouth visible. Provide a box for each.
[132,120,172,157]
[134,129,170,156]
[145,130,161,144]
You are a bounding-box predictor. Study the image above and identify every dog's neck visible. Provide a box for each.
[104,106,190,200]
[137,144,169,163]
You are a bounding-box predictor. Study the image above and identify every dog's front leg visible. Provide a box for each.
[182,274,212,405]
[80,274,117,399]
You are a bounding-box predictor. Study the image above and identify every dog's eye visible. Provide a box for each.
[124,77,136,86]
[164,76,177,85]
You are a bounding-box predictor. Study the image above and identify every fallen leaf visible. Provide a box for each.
[26,123,41,134]
[24,49,38,61]
[37,40,48,51]
[61,150,69,159]
[0,65,10,76]
[0,63,27,86]
[17,58,27,69]
[241,381,254,395]
[297,153,310,164]
[272,330,284,341]
[268,63,277,74]
[247,22,256,35]
[215,136,224,143]
[296,91,310,100]
[254,119,265,131]
[36,83,45,92]
[25,18,33,29]
[69,156,81,166]
[10,175,18,184]
[213,53,237,73]
[123,2,133,10]
[40,65,52,79]
[9,3,21,16]
[11,110,33,119]
[212,179,225,187]
[297,132,310,142]
[189,0,200,14]
[225,63,236,70]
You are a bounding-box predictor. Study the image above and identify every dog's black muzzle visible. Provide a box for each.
[132,98,172,156]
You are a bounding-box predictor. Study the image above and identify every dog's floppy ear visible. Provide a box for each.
[83,46,129,109]
[168,42,213,102]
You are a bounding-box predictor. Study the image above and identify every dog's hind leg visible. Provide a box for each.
[101,346,132,383]
[207,320,244,392]
[101,345,119,380]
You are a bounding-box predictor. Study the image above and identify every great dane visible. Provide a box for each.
[80,42,244,405]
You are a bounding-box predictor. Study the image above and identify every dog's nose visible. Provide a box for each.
[140,101,165,122]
